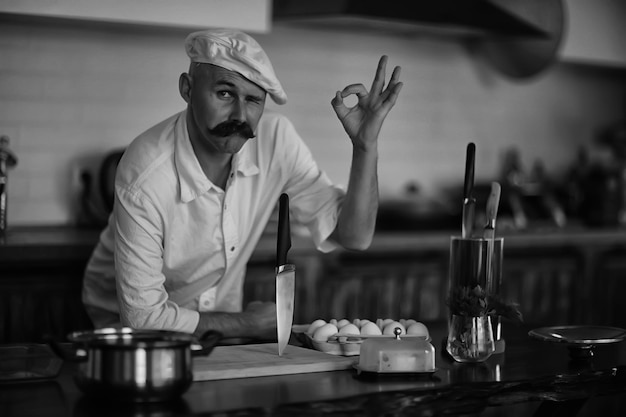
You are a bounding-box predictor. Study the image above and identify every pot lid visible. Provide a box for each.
[68,327,197,347]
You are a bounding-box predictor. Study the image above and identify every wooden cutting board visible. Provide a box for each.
[192,343,356,381]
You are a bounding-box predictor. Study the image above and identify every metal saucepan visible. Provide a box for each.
[50,327,222,403]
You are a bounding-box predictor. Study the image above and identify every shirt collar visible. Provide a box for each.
[175,111,259,203]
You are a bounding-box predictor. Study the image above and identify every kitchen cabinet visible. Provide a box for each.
[303,229,626,328]
[0,0,271,33]
[1,226,625,343]
[0,265,93,343]
[591,247,626,325]
[317,250,449,321]
[0,227,98,343]
[0,227,321,343]
[560,0,626,67]
[501,247,583,325]
[312,245,585,325]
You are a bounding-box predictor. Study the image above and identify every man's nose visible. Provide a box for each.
[229,100,246,122]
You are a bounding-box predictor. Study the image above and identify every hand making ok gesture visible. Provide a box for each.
[331,55,403,151]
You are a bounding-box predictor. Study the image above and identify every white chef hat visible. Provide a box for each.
[185,28,287,105]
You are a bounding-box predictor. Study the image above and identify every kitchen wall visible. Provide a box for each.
[1,18,625,226]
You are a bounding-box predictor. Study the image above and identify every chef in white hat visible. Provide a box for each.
[82,28,403,339]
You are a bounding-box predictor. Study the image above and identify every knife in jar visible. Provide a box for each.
[462,142,476,238]
[276,193,295,356]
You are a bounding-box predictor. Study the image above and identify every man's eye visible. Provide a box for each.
[218,91,233,98]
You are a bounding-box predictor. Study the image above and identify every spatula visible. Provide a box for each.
[484,181,502,294]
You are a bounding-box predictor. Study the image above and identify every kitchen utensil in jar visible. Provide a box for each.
[462,142,476,238]
[483,182,505,352]
[483,181,502,294]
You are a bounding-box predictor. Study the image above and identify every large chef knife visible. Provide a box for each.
[462,142,476,238]
[276,193,295,356]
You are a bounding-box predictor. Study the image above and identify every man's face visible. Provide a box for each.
[181,64,267,155]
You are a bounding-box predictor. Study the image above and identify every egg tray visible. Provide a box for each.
[300,332,363,356]
[292,328,431,357]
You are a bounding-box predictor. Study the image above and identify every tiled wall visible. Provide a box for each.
[1,19,625,226]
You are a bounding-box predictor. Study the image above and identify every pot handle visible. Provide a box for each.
[191,330,223,357]
[46,338,88,363]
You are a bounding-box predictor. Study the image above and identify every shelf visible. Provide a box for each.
[0,0,271,33]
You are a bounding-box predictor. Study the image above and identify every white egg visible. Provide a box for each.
[312,323,338,341]
[329,318,338,326]
[352,318,361,327]
[307,319,327,335]
[360,322,382,335]
[375,318,384,330]
[337,323,360,335]
[382,321,406,335]
[358,319,371,328]
[336,319,351,328]
[404,319,418,327]
[406,322,429,337]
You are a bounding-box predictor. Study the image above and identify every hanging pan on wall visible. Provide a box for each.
[477,0,566,79]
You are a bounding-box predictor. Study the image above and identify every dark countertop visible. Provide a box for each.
[2,321,626,416]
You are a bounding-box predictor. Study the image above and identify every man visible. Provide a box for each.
[82,28,403,340]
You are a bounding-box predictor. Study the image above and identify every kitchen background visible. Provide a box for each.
[0,0,625,227]
[2,0,626,346]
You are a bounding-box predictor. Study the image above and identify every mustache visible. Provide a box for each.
[208,121,255,139]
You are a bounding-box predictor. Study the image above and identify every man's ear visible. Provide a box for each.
[179,73,192,104]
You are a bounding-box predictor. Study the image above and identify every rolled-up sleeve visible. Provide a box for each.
[114,185,199,333]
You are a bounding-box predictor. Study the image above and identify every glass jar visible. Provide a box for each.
[446,315,495,363]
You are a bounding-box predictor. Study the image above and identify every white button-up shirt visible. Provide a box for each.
[82,110,344,333]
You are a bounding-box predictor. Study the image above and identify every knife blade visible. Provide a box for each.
[276,193,295,356]
[462,142,476,238]
[484,181,501,294]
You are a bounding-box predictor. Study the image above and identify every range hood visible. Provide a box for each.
[273,0,566,79]
[272,0,550,38]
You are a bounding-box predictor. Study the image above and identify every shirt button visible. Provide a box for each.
[230,246,235,252]
[230,173,234,178]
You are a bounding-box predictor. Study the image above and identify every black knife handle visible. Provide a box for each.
[277,193,291,267]
[463,142,476,200]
